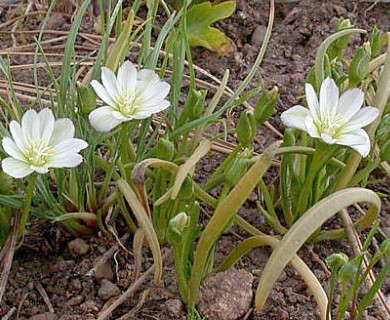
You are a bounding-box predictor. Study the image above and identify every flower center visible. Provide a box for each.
[314,112,347,139]
[115,90,141,117]
[23,139,54,167]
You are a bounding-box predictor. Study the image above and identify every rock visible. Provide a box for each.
[29,313,58,320]
[67,295,84,306]
[98,279,121,300]
[93,260,114,281]
[45,12,66,30]
[251,25,267,47]
[68,239,89,256]
[80,300,99,313]
[165,298,184,315]
[198,268,254,320]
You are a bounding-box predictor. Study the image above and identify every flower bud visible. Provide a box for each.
[369,26,382,60]
[180,89,207,123]
[236,110,257,147]
[349,42,371,87]
[326,253,349,272]
[167,212,189,246]
[328,17,353,60]
[169,212,189,234]
[77,82,97,115]
[254,87,279,125]
[154,138,175,161]
[380,238,390,258]
[338,259,358,284]
[225,148,252,186]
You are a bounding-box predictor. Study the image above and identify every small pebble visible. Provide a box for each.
[68,239,89,256]
[67,295,84,306]
[94,260,114,281]
[251,25,267,47]
[98,279,121,300]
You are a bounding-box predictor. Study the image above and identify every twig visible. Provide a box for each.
[1,306,16,320]
[35,282,54,313]
[85,233,130,277]
[0,221,18,304]
[97,249,170,320]
[340,208,390,318]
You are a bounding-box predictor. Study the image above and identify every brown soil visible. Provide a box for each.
[0,1,389,319]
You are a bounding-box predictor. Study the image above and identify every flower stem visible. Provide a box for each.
[120,122,136,165]
[296,143,337,217]
[17,174,37,239]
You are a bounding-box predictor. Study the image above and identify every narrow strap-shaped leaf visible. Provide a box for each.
[314,28,366,89]
[188,146,275,308]
[117,179,162,283]
[217,235,328,320]
[255,188,381,311]
[171,140,211,200]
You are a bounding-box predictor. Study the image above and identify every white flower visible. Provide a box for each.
[1,109,88,178]
[89,61,171,132]
[281,77,379,157]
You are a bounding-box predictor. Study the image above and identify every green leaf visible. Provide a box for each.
[186,1,236,56]
[255,188,381,312]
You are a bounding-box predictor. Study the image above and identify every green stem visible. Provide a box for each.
[17,174,37,238]
[334,34,390,191]
[327,273,337,320]
[120,122,136,165]
[296,143,337,216]
[172,245,189,304]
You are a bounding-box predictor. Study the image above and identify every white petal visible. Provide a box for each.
[319,78,339,116]
[50,154,84,168]
[50,119,75,146]
[139,82,170,107]
[52,138,88,155]
[9,121,27,150]
[304,115,320,138]
[136,70,160,92]
[305,83,320,118]
[336,129,371,157]
[349,144,371,158]
[2,137,24,161]
[101,67,121,98]
[91,80,115,106]
[89,106,122,132]
[30,164,50,174]
[337,88,364,120]
[117,61,137,92]
[281,105,311,132]
[38,108,55,143]
[321,133,337,144]
[21,109,39,141]
[1,157,33,178]
[112,110,131,121]
[342,107,380,132]
[139,99,170,114]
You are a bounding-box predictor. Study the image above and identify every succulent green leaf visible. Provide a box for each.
[186,1,236,56]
